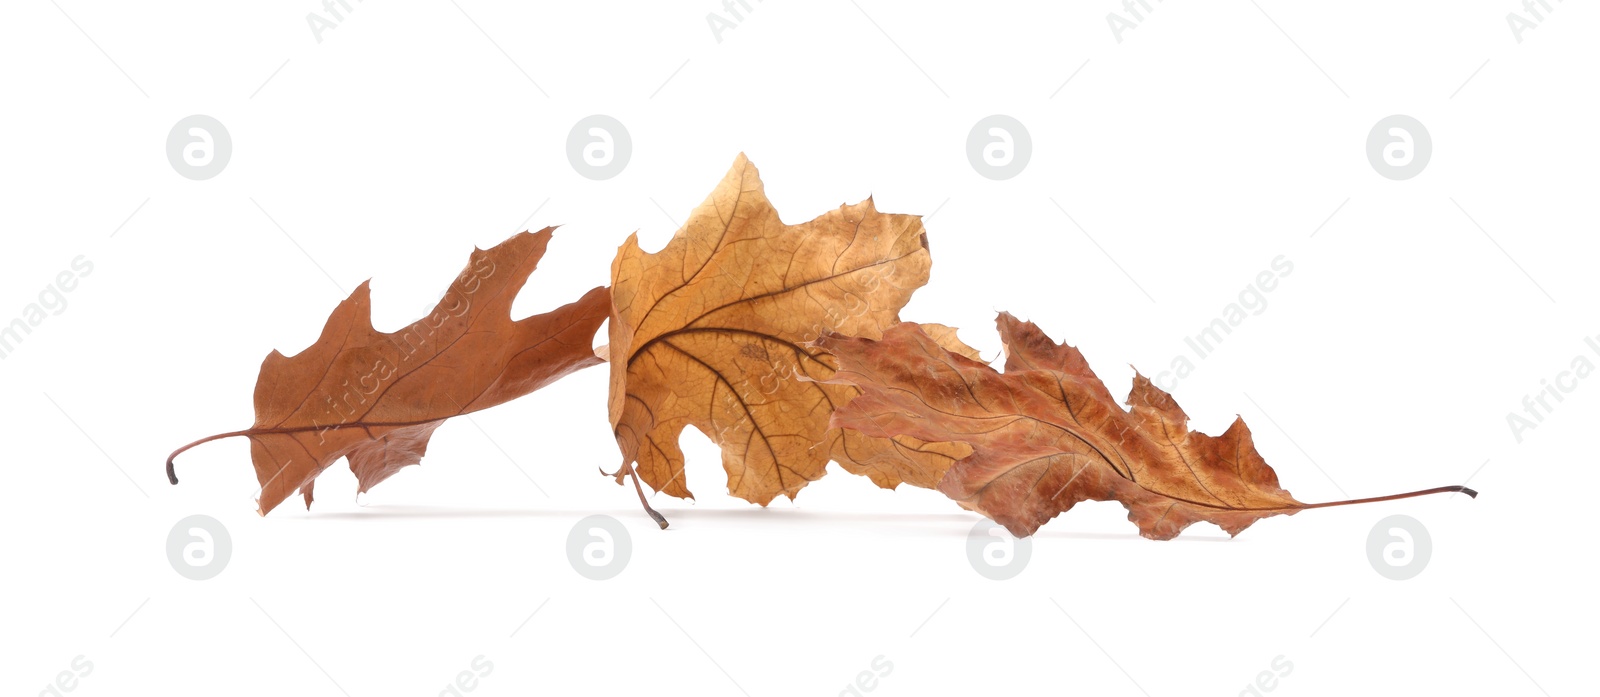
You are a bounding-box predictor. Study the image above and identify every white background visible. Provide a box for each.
[2,1,1594,695]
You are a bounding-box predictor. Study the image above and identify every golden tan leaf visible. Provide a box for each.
[606,154,962,512]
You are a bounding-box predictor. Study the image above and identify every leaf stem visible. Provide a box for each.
[1302,485,1477,509]
[621,460,669,529]
[166,430,255,485]
[166,418,447,485]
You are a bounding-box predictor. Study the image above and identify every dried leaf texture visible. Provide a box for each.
[169,229,609,514]
[821,315,1309,539]
[606,154,962,504]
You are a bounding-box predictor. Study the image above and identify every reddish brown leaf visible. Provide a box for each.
[167,229,609,515]
[818,314,1474,539]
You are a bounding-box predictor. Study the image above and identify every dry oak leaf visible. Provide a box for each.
[606,153,967,512]
[817,314,1474,539]
[167,229,609,515]
[820,321,977,491]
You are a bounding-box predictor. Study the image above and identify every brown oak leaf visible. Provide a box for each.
[818,314,1474,539]
[822,322,977,491]
[605,154,968,519]
[167,229,609,515]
